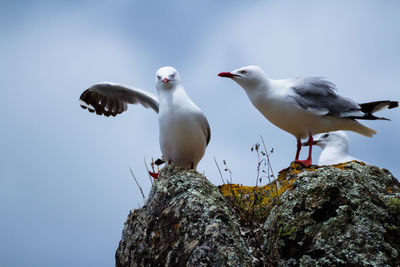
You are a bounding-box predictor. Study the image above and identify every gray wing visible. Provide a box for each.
[291,77,363,117]
[203,114,211,146]
[79,82,159,117]
[196,112,211,146]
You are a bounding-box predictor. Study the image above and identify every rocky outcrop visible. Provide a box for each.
[262,162,400,266]
[116,162,400,266]
[116,165,252,266]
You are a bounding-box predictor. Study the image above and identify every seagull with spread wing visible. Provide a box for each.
[218,65,398,167]
[80,66,210,172]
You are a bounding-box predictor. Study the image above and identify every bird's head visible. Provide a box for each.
[303,131,349,149]
[155,66,181,91]
[218,65,266,90]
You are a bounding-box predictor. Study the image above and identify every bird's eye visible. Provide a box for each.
[157,75,161,80]
[171,73,175,78]
[240,70,247,74]
[323,133,329,138]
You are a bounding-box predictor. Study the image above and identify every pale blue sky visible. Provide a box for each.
[1,1,399,266]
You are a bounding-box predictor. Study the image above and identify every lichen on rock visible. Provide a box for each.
[262,162,400,266]
[115,164,252,267]
[116,162,400,266]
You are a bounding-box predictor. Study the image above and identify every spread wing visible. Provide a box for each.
[79,82,159,117]
[291,77,363,117]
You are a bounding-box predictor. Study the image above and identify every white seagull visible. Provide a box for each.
[80,66,210,172]
[218,65,398,167]
[302,131,360,165]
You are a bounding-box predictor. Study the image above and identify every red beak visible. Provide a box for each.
[218,72,239,78]
[162,77,170,84]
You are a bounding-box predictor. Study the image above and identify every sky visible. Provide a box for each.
[1,1,399,266]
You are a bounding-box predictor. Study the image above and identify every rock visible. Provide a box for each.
[116,162,400,266]
[262,162,400,266]
[115,164,252,267]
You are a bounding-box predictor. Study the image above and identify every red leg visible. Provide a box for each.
[295,133,313,167]
[295,138,301,160]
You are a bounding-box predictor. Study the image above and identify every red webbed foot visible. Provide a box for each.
[149,171,159,179]
[295,159,312,167]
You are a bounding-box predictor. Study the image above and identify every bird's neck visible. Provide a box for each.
[159,85,191,108]
[243,77,272,106]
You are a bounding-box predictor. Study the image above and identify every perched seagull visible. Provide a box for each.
[302,131,360,165]
[218,65,398,167]
[80,66,211,171]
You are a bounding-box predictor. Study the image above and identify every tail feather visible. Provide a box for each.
[360,100,398,113]
[346,100,398,121]
[341,119,377,137]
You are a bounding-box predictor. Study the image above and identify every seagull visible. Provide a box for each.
[218,65,398,167]
[302,131,360,165]
[80,66,211,171]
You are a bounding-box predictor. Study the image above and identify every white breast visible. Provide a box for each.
[158,90,207,169]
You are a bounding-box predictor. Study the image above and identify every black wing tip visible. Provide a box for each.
[79,89,122,117]
[389,101,399,109]
[80,106,121,117]
[348,114,391,121]
[360,100,398,113]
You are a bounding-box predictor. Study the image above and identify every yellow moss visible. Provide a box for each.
[218,161,371,221]
[219,162,304,216]
[219,183,276,215]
